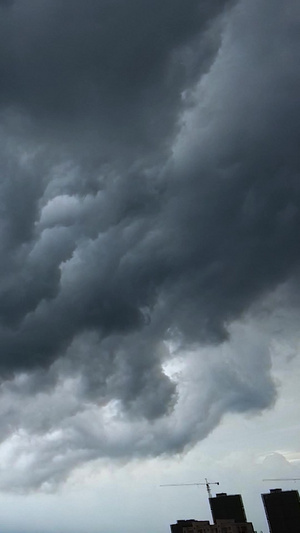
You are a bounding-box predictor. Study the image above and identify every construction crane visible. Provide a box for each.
[263,478,300,482]
[160,478,220,498]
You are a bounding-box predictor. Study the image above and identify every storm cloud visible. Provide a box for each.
[0,0,299,490]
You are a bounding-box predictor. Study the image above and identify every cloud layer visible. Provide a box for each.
[0,0,299,490]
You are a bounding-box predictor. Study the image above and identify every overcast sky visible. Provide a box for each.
[0,0,300,532]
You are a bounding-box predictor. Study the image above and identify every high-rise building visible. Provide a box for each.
[261,488,300,533]
[170,519,212,533]
[170,518,255,533]
[209,493,247,523]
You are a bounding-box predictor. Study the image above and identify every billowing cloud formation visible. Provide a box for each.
[0,0,299,490]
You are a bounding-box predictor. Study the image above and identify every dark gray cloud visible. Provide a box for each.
[0,0,13,6]
[0,0,299,490]
[0,0,232,162]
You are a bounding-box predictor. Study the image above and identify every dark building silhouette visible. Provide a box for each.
[209,493,247,523]
[262,488,300,533]
[170,519,210,533]
[170,518,255,533]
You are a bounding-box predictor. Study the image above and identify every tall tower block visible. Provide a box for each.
[262,488,300,533]
[209,492,247,523]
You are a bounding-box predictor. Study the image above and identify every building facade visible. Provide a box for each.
[261,488,300,533]
[170,518,255,533]
[209,493,247,524]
